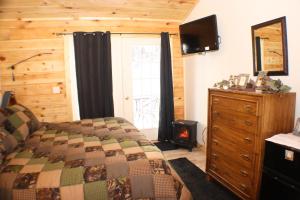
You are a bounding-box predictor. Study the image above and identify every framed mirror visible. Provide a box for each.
[251,17,288,76]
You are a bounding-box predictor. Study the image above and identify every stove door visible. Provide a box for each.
[173,125,191,144]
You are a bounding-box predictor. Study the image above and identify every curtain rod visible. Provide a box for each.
[55,32,178,36]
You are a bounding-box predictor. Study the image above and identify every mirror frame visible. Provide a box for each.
[251,16,288,76]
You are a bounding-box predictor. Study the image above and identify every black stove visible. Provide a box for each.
[172,120,197,151]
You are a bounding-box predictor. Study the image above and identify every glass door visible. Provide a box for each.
[113,37,161,140]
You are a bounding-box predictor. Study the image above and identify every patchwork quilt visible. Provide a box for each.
[0,117,192,200]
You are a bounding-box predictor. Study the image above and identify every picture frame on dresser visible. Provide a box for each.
[255,74,264,87]
[255,71,268,88]
[293,118,300,136]
[233,76,239,87]
[237,74,250,89]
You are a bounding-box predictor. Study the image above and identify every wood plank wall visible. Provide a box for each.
[0,19,184,122]
[254,23,283,71]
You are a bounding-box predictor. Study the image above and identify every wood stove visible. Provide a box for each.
[172,120,197,151]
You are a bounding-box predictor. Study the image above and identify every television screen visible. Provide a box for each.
[180,15,219,55]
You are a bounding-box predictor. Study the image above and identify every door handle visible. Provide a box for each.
[125,96,130,100]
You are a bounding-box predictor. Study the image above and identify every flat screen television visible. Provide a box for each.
[180,15,219,55]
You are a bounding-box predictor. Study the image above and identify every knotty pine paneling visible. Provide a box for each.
[0,0,197,21]
[0,19,185,122]
[171,36,185,119]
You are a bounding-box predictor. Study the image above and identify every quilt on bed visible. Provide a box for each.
[0,117,192,200]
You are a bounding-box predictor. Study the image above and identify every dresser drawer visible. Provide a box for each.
[210,149,254,180]
[210,158,252,197]
[211,123,255,152]
[211,95,258,116]
[211,135,254,169]
[212,107,258,134]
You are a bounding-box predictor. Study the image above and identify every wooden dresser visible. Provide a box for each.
[206,89,296,200]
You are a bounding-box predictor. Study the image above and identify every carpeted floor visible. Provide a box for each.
[169,157,240,200]
[154,141,178,151]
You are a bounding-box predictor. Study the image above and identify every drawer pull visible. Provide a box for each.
[245,120,253,126]
[240,184,247,191]
[244,137,252,143]
[212,153,218,159]
[212,111,220,116]
[230,119,236,123]
[244,105,253,112]
[211,164,217,170]
[213,98,220,103]
[212,139,219,145]
[240,170,249,177]
[212,126,219,131]
[240,154,251,161]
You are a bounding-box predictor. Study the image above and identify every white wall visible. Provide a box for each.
[184,0,300,144]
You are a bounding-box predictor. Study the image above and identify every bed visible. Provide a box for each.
[0,104,192,200]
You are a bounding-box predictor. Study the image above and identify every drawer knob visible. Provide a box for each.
[245,120,253,126]
[244,137,252,143]
[240,170,249,177]
[240,154,251,161]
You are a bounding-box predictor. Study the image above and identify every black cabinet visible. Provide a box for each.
[260,140,300,200]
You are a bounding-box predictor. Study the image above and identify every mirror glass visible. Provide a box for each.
[252,17,288,76]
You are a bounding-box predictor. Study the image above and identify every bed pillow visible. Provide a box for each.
[0,127,18,164]
[0,110,6,126]
[3,104,41,134]
[0,129,5,156]
[0,127,18,153]
[2,112,30,145]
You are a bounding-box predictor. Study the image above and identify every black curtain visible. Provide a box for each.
[73,31,114,119]
[158,32,175,141]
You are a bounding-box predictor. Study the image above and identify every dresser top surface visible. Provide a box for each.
[209,88,296,97]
